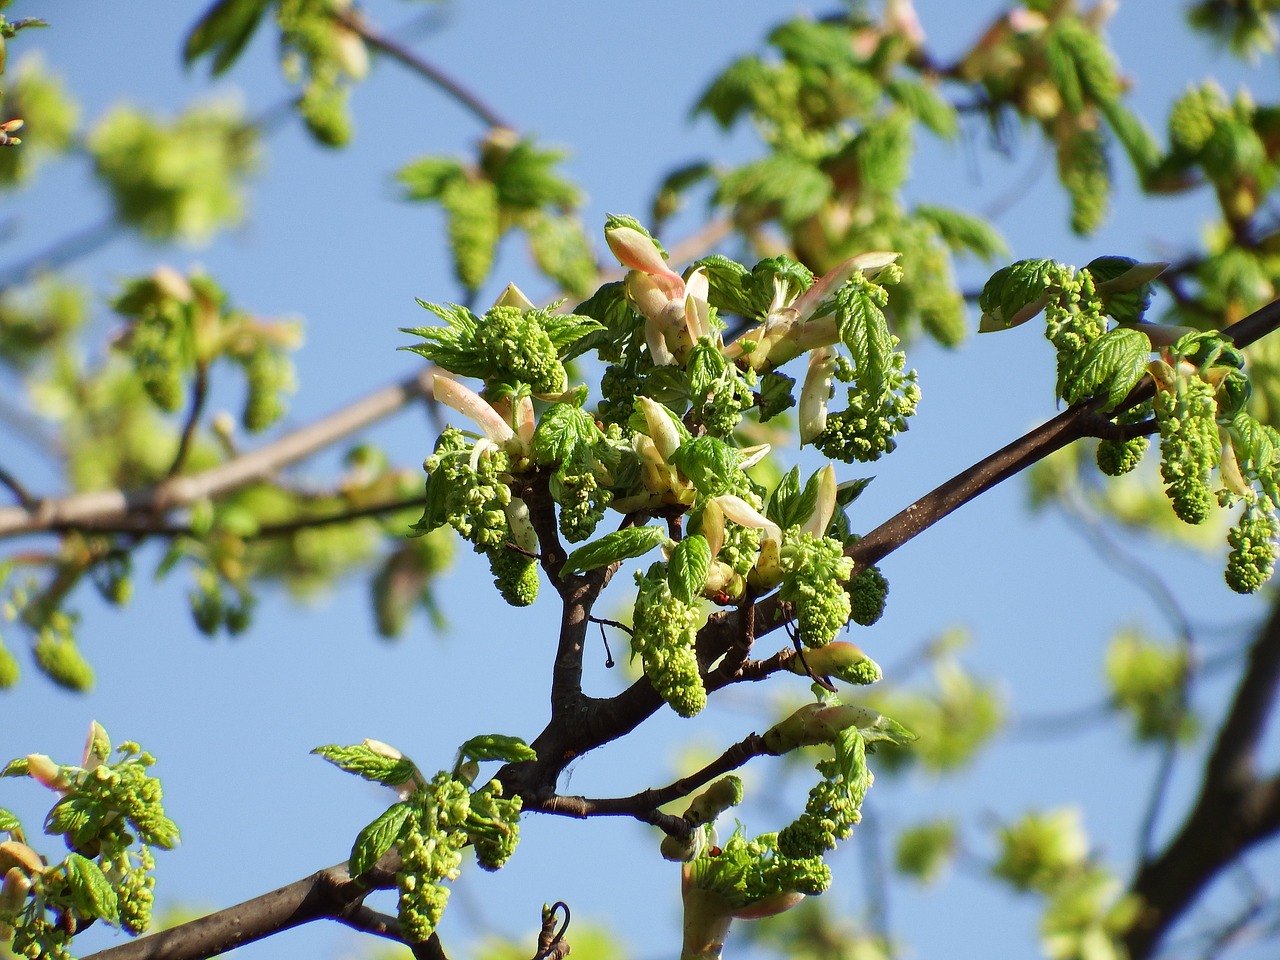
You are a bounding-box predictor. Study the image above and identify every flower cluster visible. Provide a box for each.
[629,564,705,717]
[778,533,855,647]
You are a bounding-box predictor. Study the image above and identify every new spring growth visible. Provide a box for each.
[786,641,883,686]
[430,374,534,461]
[660,776,745,863]
[726,252,901,373]
[606,220,712,365]
[762,701,914,754]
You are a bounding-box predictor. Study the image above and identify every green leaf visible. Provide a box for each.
[397,156,466,201]
[0,807,20,832]
[978,259,1060,331]
[715,154,831,226]
[532,404,599,465]
[183,0,270,75]
[915,204,1007,261]
[561,525,668,576]
[46,796,100,848]
[885,77,958,139]
[486,137,579,210]
[668,535,711,605]
[312,744,416,786]
[541,311,605,355]
[757,371,796,421]
[1066,327,1152,408]
[349,802,412,880]
[64,853,120,924]
[1,758,29,777]
[441,178,500,292]
[667,436,739,496]
[458,734,537,764]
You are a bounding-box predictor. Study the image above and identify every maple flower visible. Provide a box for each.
[606,224,710,364]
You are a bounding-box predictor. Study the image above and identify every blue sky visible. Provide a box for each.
[3,3,1279,959]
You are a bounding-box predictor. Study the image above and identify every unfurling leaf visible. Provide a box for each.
[350,802,412,879]
[561,525,669,576]
[668,535,712,604]
[458,734,537,764]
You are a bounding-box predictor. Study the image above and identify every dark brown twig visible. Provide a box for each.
[165,362,210,481]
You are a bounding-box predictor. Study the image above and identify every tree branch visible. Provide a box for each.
[80,857,420,960]
[528,296,1280,798]
[336,9,511,130]
[0,368,436,540]
[1122,598,1280,958]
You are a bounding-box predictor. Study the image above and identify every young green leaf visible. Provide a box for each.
[458,734,537,764]
[0,807,20,832]
[978,259,1060,331]
[561,525,669,576]
[668,535,712,605]
[349,802,412,880]
[1066,327,1152,409]
[312,744,416,786]
[64,852,120,924]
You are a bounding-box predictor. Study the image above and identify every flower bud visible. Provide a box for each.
[362,739,403,760]
[24,754,68,791]
[0,842,44,876]
[799,348,837,445]
[0,867,32,913]
[786,641,883,685]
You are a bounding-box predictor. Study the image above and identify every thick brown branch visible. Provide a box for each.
[1122,599,1280,959]
[529,731,775,831]
[80,857,412,960]
[0,368,436,540]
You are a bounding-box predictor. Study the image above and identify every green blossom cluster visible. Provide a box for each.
[1095,435,1149,477]
[629,564,705,717]
[845,563,888,628]
[1225,507,1279,594]
[777,726,869,860]
[1,726,177,958]
[779,534,855,648]
[1043,271,1108,403]
[687,341,756,438]
[397,773,471,943]
[471,305,566,394]
[549,448,612,543]
[812,280,921,464]
[466,780,522,871]
[687,829,832,907]
[317,738,529,945]
[487,547,539,607]
[1154,375,1220,524]
[419,428,512,552]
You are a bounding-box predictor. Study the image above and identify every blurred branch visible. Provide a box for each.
[1122,597,1280,958]
[0,218,118,292]
[0,368,436,539]
[165,362,210,480]
[336,8,510,130]
[0,464,36,508]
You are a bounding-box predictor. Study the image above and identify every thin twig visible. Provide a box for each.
[0,465,36,508]
[166,362,210,480]
[336,8,510,130]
